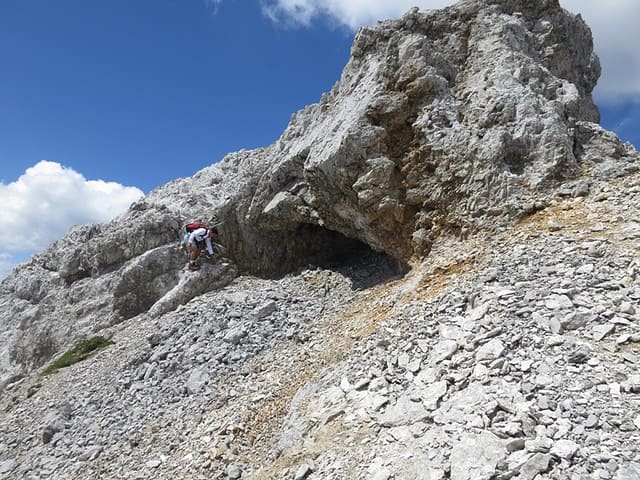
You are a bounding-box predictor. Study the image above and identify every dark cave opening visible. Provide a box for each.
[254,224,406,290]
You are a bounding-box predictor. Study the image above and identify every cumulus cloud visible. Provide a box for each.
[261,0,451,28]
[260,0,640,103]
[0,161,143,273]
[562,0,640,103]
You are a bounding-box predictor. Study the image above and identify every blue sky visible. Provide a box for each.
[1,0,639,277]
[0,0,354,191]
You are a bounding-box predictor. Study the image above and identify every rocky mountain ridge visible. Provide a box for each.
[1,0,639,478]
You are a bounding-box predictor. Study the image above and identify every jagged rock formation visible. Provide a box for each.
[3,0,637,387]
[1,0,639,478]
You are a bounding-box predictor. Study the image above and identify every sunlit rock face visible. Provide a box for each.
[210,0,633,269]
[0,0,637,390]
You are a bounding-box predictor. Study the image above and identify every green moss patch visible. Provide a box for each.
[42,336,114,376]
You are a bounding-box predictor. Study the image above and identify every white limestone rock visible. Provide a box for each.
[450,431,505,480]
[0,1,639,479]
[2,0,637,387]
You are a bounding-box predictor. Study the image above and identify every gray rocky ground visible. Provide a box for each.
[1,0,640,478]
[0,171,638,479]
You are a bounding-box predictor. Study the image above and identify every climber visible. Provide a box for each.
[184,223,219,271]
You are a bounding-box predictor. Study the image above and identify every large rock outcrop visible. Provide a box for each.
[1,1,640,479]
[149,0,636,272]
[0,0,638,391]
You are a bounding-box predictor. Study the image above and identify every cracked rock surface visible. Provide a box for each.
[1,0,640,479]
[2,0,638,383]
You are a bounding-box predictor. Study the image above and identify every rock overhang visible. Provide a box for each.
[237,2,601,268]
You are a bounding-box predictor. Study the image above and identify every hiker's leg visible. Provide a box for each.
[187,244,201,270]
[188,244,200,261]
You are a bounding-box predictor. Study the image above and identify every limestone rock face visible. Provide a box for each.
[0,0,638,394]
[251,0,608,262]
[163,0,636,274]
[1,2,640,479]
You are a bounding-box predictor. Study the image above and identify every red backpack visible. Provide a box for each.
[185,221,207,233]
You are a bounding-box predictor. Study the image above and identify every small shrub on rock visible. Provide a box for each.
[42,336,114,376]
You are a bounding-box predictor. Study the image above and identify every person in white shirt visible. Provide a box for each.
[186,226,218,271]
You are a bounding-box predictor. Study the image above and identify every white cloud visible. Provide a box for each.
[261,0,450,28]
[0,161,143,272]
[205,0,223,14]
[261,0,640,103]
[561,0,640,103]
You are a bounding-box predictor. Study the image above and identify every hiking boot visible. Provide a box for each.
[188,263,200,271]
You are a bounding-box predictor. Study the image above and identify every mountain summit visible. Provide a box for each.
[1,1,639,478]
